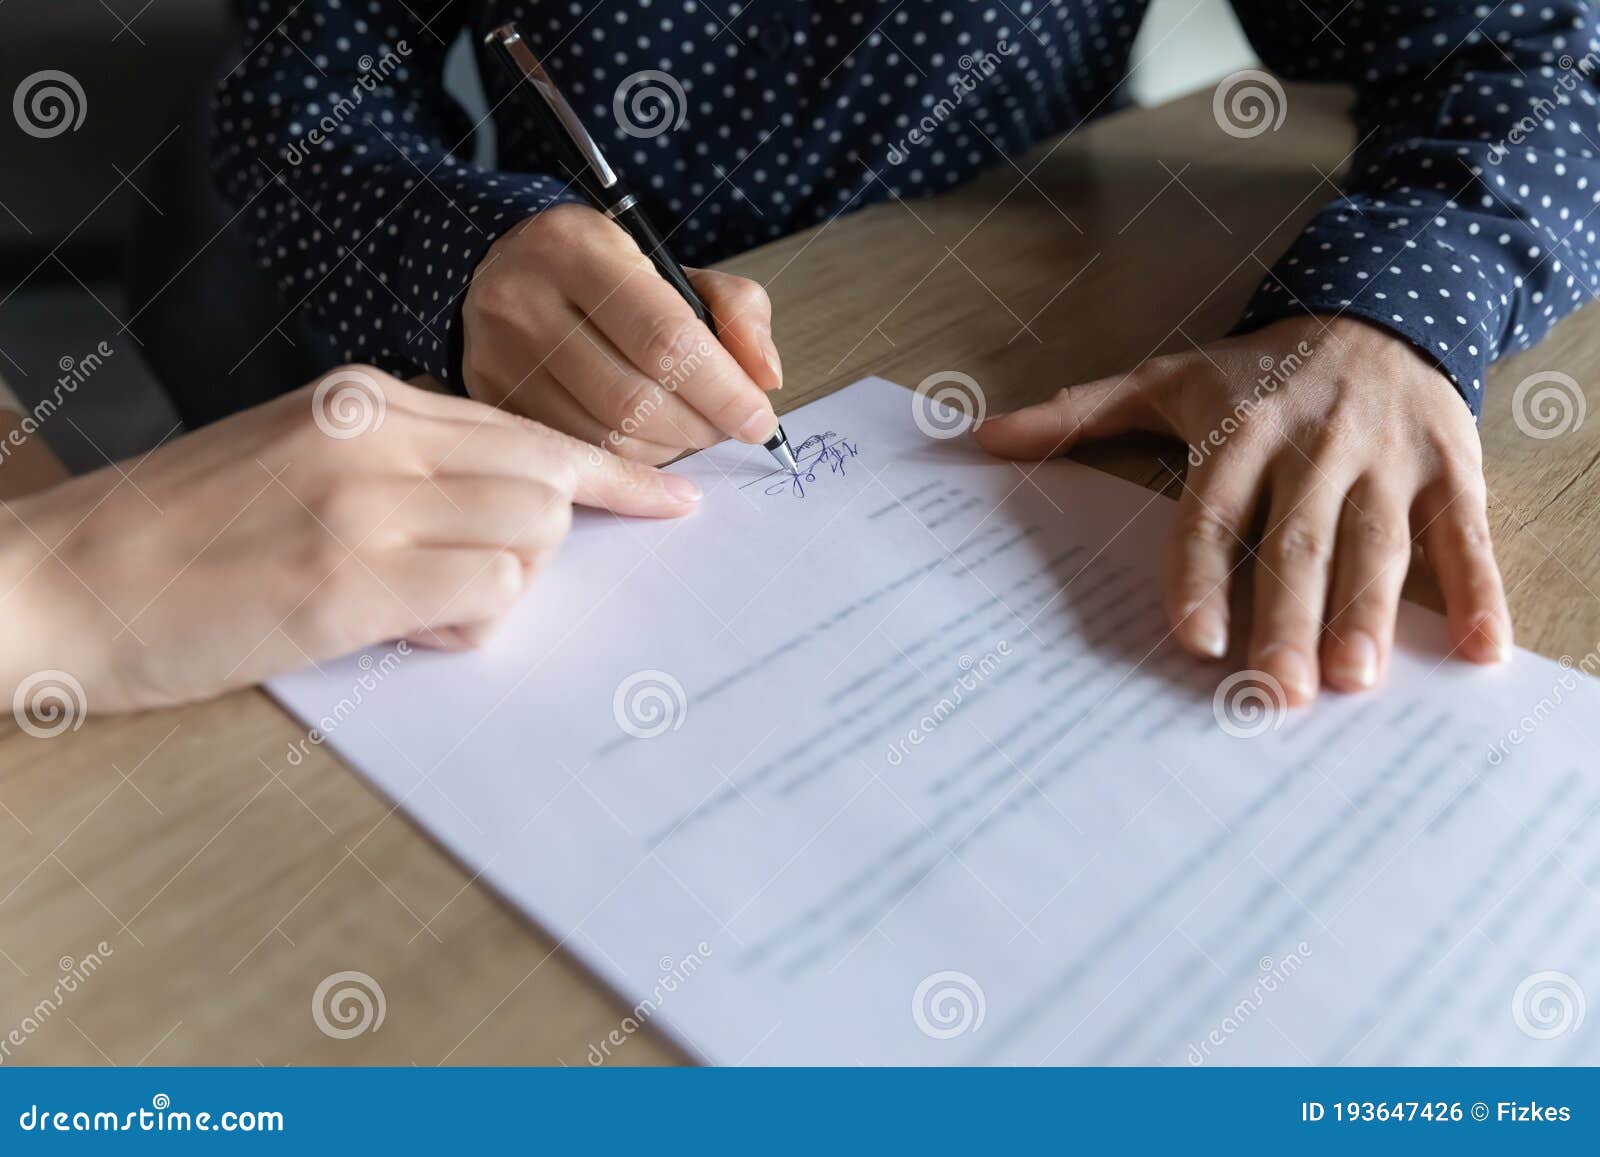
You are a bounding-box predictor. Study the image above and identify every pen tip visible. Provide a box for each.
[768,428,800,474]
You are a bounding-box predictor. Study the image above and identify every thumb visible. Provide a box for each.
[688,267,782,392]
[973,370,1171,460]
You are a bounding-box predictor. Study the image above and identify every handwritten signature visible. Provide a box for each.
[764,431,861,498]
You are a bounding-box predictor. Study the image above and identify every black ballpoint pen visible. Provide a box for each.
[484,21,800,475]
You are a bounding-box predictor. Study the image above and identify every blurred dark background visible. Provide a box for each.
[0,0,493,473]
[0,0,228,471]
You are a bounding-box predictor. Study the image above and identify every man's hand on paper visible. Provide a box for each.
[463,203,783,465]
[974,315,1510,705]
[0,366,701,713]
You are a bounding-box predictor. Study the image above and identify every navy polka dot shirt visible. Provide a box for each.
[211,1,1600,416]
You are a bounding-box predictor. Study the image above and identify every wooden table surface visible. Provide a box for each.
[3,83,1598,1066]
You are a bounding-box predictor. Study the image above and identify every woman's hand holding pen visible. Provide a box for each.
[975,316,1512,704]
[463,203,784,464]
[0,367,701,713]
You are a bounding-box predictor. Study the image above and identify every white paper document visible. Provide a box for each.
[270,377,1600,1065]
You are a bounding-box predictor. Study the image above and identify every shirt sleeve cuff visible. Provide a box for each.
[1229,204,1504,418]
[392,163,586,389]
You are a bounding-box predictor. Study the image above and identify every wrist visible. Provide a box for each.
[1257,312,1461,390]
[0,508,55,699]
[0,407,68,499]
[0,495,135,716]
[1261,310,1472,412]
[1307,313,1427,358]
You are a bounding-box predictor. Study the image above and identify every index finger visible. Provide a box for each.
[422,418,703,519]
[571,251,779,445]
[544,424,705,518]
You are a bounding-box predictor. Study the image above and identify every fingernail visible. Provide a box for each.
[1493,618,1514,663]
[1467,617,1513,664]
[759,327,783,389]
[1258,642,1316,704]
[737,410,777,444]
[1183,604,1228,659]
[1327,630,1378,690]
[662,474,702,503]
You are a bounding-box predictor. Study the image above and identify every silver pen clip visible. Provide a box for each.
[484,23,618,190]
